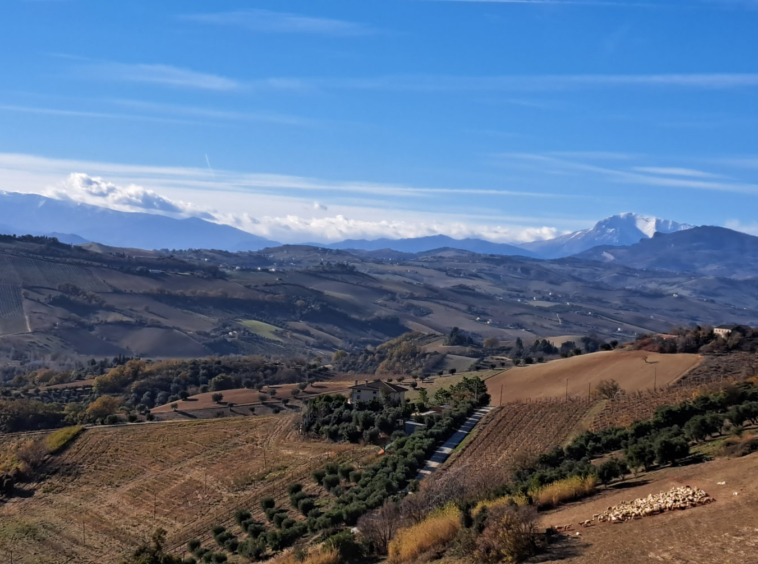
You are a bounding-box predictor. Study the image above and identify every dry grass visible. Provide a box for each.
[716,432,758,458]
[474,494,529,514]
[45,426,83,454]
[532,475,597,509]
[388,503,461,563]
[272,547,340,564]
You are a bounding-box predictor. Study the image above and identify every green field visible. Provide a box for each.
[239,319,283,341]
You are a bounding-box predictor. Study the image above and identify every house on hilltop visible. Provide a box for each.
[349,380,407,404]
[714,324,749,338]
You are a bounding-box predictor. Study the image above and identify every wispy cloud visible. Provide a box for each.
[0,103,204,125]
[181,9,375,36]
[77,62,239,91]
[249,73,758,93]
[501,153,758,195]
[633,167,723,178]
[111,100,314,126]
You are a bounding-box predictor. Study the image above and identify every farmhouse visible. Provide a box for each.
[714,324,737,338]
[349,380,407,404]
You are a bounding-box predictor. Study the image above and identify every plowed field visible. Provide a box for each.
[486,350,701,404]
[0,415,373,563]
[447,400,593,473]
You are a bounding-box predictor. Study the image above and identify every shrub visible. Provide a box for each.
[322,474,340,491]
[338,464,354,480]
[298,497,316,516]
[324,462,339,475]
[211,393,224,403]
[388,503,461,563]
[532,475,597,509]
[261,497,276,510]
[312,469,326,485]
[188,539,201,553]
[474,506,539,563]
[234,509,252,525]
[324,531,364,562]
[45,425,83,454]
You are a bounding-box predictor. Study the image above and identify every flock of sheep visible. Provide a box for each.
[578,486,713,526]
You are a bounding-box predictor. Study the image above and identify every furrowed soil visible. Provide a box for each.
[538,452,758,563]
[0,414,373,563]
[444,401,594,475]
[486,350,702,404]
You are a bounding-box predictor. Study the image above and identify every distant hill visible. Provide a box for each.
[325,234,535,257]
[0,191,278,252]
[45,232,90,245]
[575,226,758,279]
[522,213,692,258]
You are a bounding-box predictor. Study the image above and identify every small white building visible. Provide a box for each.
[349,380,407,404]
[714,324,738,338]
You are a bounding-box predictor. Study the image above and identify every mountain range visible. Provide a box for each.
[519,213,692,259]
[0,191,714,261]
[324,235,535,257]
[0,191,278,252]
[576,226,758,279]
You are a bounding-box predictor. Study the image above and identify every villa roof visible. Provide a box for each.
[349,380,408,393]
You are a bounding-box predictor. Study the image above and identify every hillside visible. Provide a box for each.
[576,226,758,279]
[1,236,758,366]
[485,350,702,404]
[0,415,374,563]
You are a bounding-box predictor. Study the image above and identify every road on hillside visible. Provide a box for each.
[416,406,494,479]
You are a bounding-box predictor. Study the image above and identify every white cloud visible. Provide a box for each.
[725,219,758,236]
[229,214,560,244]
[0,153,578,245]
[181,9,374,36]
[78,62,239,90]
[46,173,214,219]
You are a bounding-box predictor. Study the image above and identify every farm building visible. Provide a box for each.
[714,324,738,337]
[349,380,407,404]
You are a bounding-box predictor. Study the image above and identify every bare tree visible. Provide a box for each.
[594,379,624,400]
[357,501,403,555]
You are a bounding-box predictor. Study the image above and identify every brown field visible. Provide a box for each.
[486,350,702,404]
[444,400,593,474]
[537,452,758,563]
[0,414,374,563]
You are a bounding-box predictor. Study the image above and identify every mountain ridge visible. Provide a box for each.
[0,191,278,252]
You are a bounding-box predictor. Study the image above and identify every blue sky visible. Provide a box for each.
[2,0,758,243]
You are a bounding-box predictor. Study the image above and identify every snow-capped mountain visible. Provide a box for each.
[520,213,693,259]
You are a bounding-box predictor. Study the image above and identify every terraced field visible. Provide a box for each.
[0,415,374,563]
[446,400,593,473]
[0,284,27,336]
[0,255,110,292]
